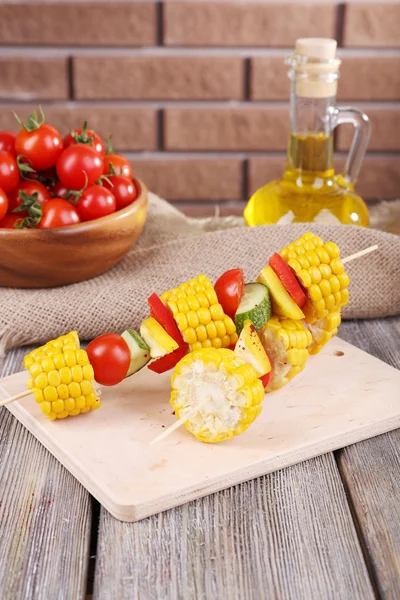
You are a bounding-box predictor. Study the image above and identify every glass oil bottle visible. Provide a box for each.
[244,38,370,226]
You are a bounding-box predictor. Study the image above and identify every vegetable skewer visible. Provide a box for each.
[1,244,378,441]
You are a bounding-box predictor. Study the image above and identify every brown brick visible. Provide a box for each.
[74,56,244,100]
[0,57,68,101]
[250,57,290,101]
[164,108,289,151]
[164,2,336,47]
[336,108,400,152]
[335,156,400,200]
[251,55,400,102]
[248,155,400,200]
[0,105,157,151]
[0,3,156,46]
[343,4,400,47]
[134,158,242,202]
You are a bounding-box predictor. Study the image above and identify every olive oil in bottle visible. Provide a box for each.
[244,38,370,227]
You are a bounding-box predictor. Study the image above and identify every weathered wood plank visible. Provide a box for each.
[0,347,92,600]
[94,452,374,600]
[337,318,400,600]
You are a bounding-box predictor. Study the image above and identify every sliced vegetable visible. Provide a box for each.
[140,317,179,359]
[269,253,307,308]
[148,343,187,374]
[234,282,271,334]
[121,329,151,376]
[147,293,188,373]
[214,268,244,320]
[86,333,130,386]
[234,319,271,378]
[257,266,305,321]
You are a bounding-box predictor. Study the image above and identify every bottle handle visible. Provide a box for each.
[333,106,370,185]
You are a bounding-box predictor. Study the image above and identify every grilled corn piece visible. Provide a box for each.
[170,348,265,443]
[24,331,100,420]
[259,316,312,391]
[279,232,349,325]
[161,274,238,351]
[308,311,341,355]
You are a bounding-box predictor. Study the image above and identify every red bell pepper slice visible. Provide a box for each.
[259,350,273,389]
[147,293,188,373]
[269,253,307,308]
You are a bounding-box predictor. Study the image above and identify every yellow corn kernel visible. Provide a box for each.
[297,255,310,269]
[223,334,232,347]
[41,402,51,415]
[337,272,350,289]
[56,411,69,420]
[68,382,81,398]
[64,398,76,411]
[29,363,43,377]
[184,327,197,345]
[319,279,331,297]
[52,399,65,414]
[210,303,224,320]
[205,288,218,305]
[187,295,200,311]
[187,311,199,328]
[175,313,188,331]
[47,370,61,387]
[191,341,203,351]
[197,292,209,307]
[71,365,83,383]
[316,247,330,264]
[196,325,208,342]
[177,298,189,314]
[331,258,344,275]
[309,284,322,301]
[80,380,93,396]
[83,364,94,381]
[76,349,89,366]
[64,350,77,368]
[330,275,341,293]
[69,408,81,416]
[35,373,48,390]
[297,269,312,288]
[80,406,90,414]
[202,339,212,348]
[60,367,72,385]
[215,320,226,338]
[34,389,44,403]
[211,337,222,349]
[325,242,340,258]
[206,322,217,339]
[86,393,98,407]
[53,353,65,370]
[76,396,86,409]
[92,401,101,410]
[44,385,58,402]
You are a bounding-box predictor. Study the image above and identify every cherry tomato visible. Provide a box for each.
[15,124,63,171]
[76,185,116,222]
[0,189,8,221]
[0,151,19,193]
[103,154,133,180]
[8,180,51,213]
[0,213,21,229]
[0,131,17,158]
[214,268,245,320]
[57,145,103,190]
[38,198,81,229]
[103,175,137,210]
[86,333,130,386]
[64,123,105,157]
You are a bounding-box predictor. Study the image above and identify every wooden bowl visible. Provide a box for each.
[0,179,148,288]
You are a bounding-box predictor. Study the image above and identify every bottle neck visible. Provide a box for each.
[286,70,338,175]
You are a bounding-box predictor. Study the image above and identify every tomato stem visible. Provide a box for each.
[106,136,114,155]
[70,121,96,146]
[16,155,36,180]
[12,191,43,228]
[14,106,46,133]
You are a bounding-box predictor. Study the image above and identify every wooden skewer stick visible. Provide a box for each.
[342,244,378,264]
[1,245,380,415]
[150,396,211,446]
[0,388,31,407]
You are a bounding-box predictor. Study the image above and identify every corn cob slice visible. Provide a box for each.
[170,348,265,443]
[279,232,349,325]
[308,311,341,355]
[24,331,100,421]
[259,316,312,391]
[161,275,238,351]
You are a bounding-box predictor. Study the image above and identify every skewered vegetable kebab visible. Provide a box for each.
[16,232,359,441]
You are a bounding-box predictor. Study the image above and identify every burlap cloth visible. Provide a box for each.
[1,193,399,360]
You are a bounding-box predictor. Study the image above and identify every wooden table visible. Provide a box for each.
[0,318,399,600]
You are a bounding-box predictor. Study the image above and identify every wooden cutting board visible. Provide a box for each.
[1,337,400,523]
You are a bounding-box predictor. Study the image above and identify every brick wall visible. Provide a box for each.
[1,1,399,216]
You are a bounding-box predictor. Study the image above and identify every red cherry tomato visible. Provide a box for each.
[38,198,81,229]
[64,124,105,157]
[86,333,130,386]
[269,253,307,308]
[214,268,245,320]
[56,145,104,190]
[52,180,70,199]
[76,185,116,222]
[103,175,137,210]
[8,180,51,213]
[103,154,133,180]
[15,124,63,171]
[0,131,17,158]
[0,151,19,193]
[0,213,21,229]
[0,189,8,221]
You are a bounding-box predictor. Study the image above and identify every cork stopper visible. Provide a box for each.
[291,38,341,99]
[296,38,337,61]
